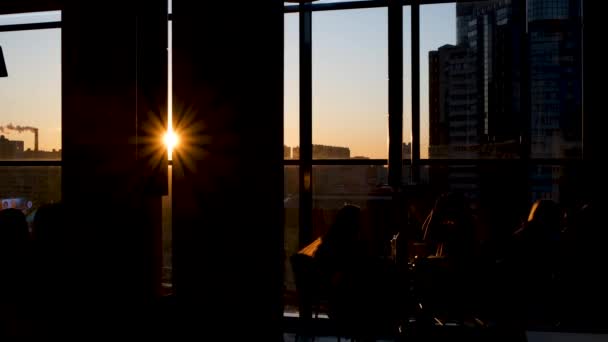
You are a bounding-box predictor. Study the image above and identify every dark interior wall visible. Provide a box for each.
[0,0,62,14]
[62,0,167,334]
[172,1,284,339]
[582,0,600,201]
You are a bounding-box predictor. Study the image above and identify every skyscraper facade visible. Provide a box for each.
[528,0,583,200]
[429,0,582,202]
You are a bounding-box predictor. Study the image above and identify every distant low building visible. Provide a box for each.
[0,135,24,159]
[292,144,351,159]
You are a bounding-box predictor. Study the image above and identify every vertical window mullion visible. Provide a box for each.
[411,0,420,183]
[298,3,313,248]
[388,0,403,189]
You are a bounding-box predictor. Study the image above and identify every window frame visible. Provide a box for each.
[0,11,62,168]
[282,0,585,256]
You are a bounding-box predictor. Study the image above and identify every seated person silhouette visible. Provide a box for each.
[0,208,30,265]
[295,204,398,337]
[0,208,33,337]
[503,200,562,326]
[422,192,475,261]
[416,192,479,322]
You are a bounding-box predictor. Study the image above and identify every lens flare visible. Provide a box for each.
[163,130,179,159]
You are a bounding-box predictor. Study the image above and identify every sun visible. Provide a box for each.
[163,129,179,159]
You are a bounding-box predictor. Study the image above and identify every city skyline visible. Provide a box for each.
[2,5,457,158]
[2,3,583,161]
[285,4,456,159]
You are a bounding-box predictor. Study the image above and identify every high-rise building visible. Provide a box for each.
[456,0,526,149]
[528,0,582,200]
[429,0,582,202]
[428,43,481,196]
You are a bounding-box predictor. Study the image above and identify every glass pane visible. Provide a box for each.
[420,0,582,198]
[421,2,582,161]
[312,164,390,250]
[285,13,299,159]
[0,28,61,160]
[0,166,61,230]
[283,165,299,315]
[528,0,582,159]
[313,8,387,159]
[0,11,61,26]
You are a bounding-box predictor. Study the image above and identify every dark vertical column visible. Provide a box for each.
[582,0,594,166]
[582,0,599,204]
[172,1,284,339]
[388,0,403,189]
[62,0,166,336]
[299,3,313,248]
[411,1,420,183]
[136,0,168,297]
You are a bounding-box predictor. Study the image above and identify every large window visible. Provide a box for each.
[0,11,62,226]
[284,0,586,335]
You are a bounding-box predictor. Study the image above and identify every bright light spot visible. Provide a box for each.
[163,130,179,159]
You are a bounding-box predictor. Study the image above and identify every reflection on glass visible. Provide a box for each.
[0,28,61,160]
[0,166,61,229]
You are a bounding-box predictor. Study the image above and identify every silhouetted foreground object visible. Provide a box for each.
[0,208,32,338]
[416,192,481,324]
[0,208,29,252]
[422,192,476,261]
[31,203,68,338]
[293,204,399,339]
[498,200,562,328]
[558,201,608,329]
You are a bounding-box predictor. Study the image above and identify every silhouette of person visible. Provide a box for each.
[0,208,33,338]
[422,192,476,262]
[504,200,562,326]
[416,192,480,322]
[315,204,364,276]
[30,203,68,338]
[315,204,397,337]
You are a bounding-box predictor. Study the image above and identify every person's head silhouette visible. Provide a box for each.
[0,208,29,254]
[32,203,65,245]
[324,204,362,246]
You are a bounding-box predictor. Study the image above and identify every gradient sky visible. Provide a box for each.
[0,4,455,158]
[285,4,456,159]
[0,11,61,152]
